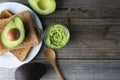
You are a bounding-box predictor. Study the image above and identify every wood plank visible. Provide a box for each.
[70,19,120,40]
[40,0,120,18]
[39,9,120,18]
[2,0,120,9]
[1,60,120,80]
[36,18,120,59]
[1,0,120,18]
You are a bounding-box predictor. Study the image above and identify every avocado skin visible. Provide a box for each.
[14,63,47,80]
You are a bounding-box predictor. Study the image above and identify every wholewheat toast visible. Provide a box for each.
[0,10,13,55]
[11,26,41,61]
[10,47,31,62]
[0,11,41,61]
[0,10,32,61]
[0,11,39,53]
[0,10,13,19]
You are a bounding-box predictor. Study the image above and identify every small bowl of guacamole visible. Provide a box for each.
[44,24,70,49]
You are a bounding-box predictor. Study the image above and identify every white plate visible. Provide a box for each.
[0,2,43,68]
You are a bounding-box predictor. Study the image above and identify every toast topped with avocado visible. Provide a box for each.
[0,11,39,50]
[0,10,41,61]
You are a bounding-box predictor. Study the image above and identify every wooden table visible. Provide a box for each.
[0,0,120,80]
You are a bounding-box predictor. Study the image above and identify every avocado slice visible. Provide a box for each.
[28,0,56,15]
[1,16,25,49]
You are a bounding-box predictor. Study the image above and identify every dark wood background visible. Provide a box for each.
[0,0,120,80]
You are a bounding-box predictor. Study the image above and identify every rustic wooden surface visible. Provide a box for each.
[0,0,120,80]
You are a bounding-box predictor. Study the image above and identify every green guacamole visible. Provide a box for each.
[44,24,70,48]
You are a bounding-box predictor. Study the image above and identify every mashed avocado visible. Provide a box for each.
[44,24,70,48]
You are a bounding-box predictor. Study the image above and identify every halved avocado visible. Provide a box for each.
[1,16,25,49]
[28,0,56,15]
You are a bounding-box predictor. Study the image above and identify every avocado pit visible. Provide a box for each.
[1,16,25,48]
[7,28,20,41]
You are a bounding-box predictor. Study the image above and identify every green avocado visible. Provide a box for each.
[1,16,25,49]
[28,0,56,15]
[44,24,70,49]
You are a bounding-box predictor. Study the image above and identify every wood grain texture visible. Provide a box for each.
[36,60,120,80]
[0,0,120,80]
[1,60,120,80]
[35,18,120,60]
[1,0,120,18]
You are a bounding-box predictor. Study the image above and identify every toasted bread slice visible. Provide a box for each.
[0,10,42,62]
[0,10,41,61]
[0,10,13,55]
[0,10,31,61]
[11,26,41,61]
[0,11,39,52]
[0,10,32,61]
[0,10,13,19]
[10,47,31,62]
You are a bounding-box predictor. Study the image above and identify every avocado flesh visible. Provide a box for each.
[1,16,25,49]
[28,0,56,15]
